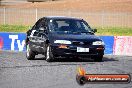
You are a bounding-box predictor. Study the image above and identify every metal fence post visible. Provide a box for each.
[101,11,104,28]
[3,7,6,25]
[35,8,38,22]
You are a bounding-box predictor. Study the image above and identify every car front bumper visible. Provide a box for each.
[51,44,104,58]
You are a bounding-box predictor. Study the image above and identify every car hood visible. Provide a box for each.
[48,33,101,43]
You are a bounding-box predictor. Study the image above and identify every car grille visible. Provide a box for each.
[72,41,92,45]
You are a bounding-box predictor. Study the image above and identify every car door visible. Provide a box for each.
[28,19,42,51]
[35,18,48,53]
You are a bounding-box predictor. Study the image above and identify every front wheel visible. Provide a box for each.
[26,44,35,60]
[45,45,54,62]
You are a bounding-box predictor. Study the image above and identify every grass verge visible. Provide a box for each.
[0,25,132,36]
[0,24,30,33]
[95,27,132,36]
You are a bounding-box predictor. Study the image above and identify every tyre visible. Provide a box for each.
[26,43,35,60]
[45,45,54,62]
[93,55,103,62]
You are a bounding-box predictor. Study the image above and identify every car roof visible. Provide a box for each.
[43,16,83,20]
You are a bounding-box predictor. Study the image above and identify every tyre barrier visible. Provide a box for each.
[0,32,132,56]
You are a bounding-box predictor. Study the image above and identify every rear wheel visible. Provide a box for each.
[45,45,54,62]
[26,43,35,60]
[92,55,103,62]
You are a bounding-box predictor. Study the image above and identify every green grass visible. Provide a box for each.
[0,24,30,33]
[0,25,132,36]
[95,27,132,36]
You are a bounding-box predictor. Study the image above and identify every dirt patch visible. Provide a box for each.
[0,0,132,26]
[0,0,132,12]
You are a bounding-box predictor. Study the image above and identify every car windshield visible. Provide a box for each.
[49,19,93,34]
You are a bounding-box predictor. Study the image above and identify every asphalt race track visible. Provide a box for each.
[0,51,132,88]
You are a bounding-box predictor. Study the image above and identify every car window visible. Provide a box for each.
[57,21,69,28]
[49,19,92,33]
[33,18,45,31]
[38,19,48,31]
[30,19,45,37]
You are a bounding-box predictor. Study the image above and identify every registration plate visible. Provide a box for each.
[77,47,89,52]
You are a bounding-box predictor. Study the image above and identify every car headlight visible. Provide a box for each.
[92,41,104,45]
[54,40,71,44]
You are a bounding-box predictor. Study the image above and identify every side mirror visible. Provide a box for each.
[93,29,97,33]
